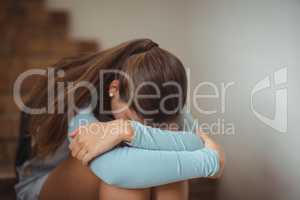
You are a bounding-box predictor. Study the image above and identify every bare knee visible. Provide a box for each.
[99,181,151,200]
[40,156,101,200]
[151,181,189,200]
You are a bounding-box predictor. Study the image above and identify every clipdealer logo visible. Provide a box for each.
[250,67,288,133]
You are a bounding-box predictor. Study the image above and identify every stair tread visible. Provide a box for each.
[0,164,16,179]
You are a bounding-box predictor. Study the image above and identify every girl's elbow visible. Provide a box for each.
[210,151,225,179]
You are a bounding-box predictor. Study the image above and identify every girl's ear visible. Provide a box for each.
[109,80,120,97]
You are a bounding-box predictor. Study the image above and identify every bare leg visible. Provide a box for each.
[99,181,150,200]
[40,156,100,200]
[40,156,150,200]
[151,181,189,200]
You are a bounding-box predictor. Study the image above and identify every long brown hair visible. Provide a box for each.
[26,39,187,157]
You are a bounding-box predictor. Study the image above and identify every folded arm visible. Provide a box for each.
[127,120,204,151]
[68,112,222,188]
[90,146,219,188]
[68,112,204,151]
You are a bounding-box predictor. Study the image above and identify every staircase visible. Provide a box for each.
[0,0,98,199]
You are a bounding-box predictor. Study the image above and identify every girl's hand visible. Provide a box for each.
[69,119,134,165]
[197,129,225,178]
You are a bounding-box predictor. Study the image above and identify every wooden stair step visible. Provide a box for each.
[76,40,99,53]
[0,58,32,93]
[0,163,16,200]
[0,139,18,165]
[48,10,70,35]
[0,0,11,23]
[15,11,69,42]
[16,23,67,42]
[0,95,19,114]
[15,38,79,57]
[0,58,14,93]
[14,0,48,26]
[0,116,20,139]
[0,23,17,56]
[0,164,16,180]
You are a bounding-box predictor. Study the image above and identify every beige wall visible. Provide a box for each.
[47,0,188,61]
[47,0,300,199]
[186,1,300,200]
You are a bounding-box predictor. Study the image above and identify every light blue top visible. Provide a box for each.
[68,112,220,189]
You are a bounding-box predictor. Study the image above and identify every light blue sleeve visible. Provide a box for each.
[127,120,204,151]
[68,112,204,151]
[68,112,220,188]
[90,146,219,188]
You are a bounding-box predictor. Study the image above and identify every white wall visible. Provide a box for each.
[47,0,300,199]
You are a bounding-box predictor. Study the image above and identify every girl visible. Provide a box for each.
[15,39,224,200]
